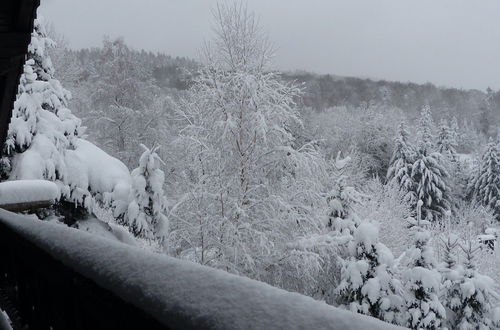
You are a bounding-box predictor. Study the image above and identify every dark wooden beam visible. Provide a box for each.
[0,200,55,213]
[0,0,40,151]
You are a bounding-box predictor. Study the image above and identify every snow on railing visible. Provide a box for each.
[0,180,58,212]
[0,209,403,330]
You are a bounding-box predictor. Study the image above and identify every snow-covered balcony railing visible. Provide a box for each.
[0,210,403,330]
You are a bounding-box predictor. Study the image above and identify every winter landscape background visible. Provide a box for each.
[4,1,500,329]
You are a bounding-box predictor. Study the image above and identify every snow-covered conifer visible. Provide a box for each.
[127,145,169,244]
[449,239,499,329]
[2,18,135,222]
[402,216,446,329]
[436,119,457,159]
[470,140,500,221]
[335,222,404,325]
[417,106,435,152]
[438,230,462,325]
[2,18,85,207]
[387,121,416,203]
[450,116,460,150]
[327,152,362,236]
[411,151,451,222]
[5,18,80,156]
[412,113,451,222]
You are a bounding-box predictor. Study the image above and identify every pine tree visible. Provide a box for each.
[471,140,500,221]
[327,152,361,236]
[417,106,435,151]
[436,119,457,159]
[387,121,416,204]
[411,151,451,222]
[127,145,169,244]
[450,116,460,151]
[5,18,80,156]
[438,231,462,325]
[412,108,451,222]
[402,214,446,330]
[2,18,84,208]
[335,222,404,325]
[450,239,499,329]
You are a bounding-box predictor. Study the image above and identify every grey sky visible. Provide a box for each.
[40,0,500,90]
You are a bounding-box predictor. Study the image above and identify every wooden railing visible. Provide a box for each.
[0,209,403,330]
[0,219,166,330]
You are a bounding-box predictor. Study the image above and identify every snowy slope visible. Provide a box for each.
[0,210,403,330]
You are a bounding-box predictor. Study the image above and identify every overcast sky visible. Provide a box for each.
[40,0,500,90]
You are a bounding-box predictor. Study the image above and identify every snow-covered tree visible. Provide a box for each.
[127,145,169,245]
[417,106,435,152]
[436,119,457,159]
[387,121,416,203]
[358,177,414,258]
[411,152,451,222]
[171,2,328,281]
[1,18,135,225]
[2,18,86,208]
[470,140,500,221]
[402,217,446,329]
[4,18,80,158]
[335,222,404,325]
[327,152,362,236]
[438,230,462,324]
[412,110,451,222]
[449,238,499,329]
[88,37,163,167]
[450,116,460,150]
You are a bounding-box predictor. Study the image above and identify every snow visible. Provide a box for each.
[75,216,138,247]
[0,209,403,330]
[0,310,13,330]
[69,139,131,198]
[351,222,379,252]
[0,180,58,205]
[65,138,132,213]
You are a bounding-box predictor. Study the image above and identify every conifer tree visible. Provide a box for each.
[402,207,446,330]
[412,108,451,222]
[327,152,361,236]
[449,239,499,329]
[5,18,80,157]
[450,116,460,150]
[127,144,169,244]
[438,230,462,325]
[335,222,404,325]
[470,140,500,221]
[417,106,435,151]
[387,121,416,203]
[436,119,457,159]
[2,18,85,209]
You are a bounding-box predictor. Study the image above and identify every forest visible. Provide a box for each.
[3,3,500,329]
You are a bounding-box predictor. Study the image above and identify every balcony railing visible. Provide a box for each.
[0,209,403,330]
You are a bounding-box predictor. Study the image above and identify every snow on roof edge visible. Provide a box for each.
[0,210,403,330]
